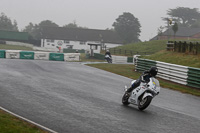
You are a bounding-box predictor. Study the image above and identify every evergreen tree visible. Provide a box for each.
[112,12,141,44]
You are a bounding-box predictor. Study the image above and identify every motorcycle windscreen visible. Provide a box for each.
[151,78,160,90]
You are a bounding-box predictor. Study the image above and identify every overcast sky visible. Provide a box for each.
[0,0,200,41]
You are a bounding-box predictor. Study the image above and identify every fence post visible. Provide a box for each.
[194,43,197,55]
[174,41,177,52]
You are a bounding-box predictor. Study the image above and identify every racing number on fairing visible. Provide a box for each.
[136,87,141,92]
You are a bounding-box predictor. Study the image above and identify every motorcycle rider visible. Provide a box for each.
[126,66,158,95]
[105,50,112,58]
[105,50,112,63]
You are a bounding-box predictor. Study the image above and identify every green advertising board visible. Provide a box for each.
[20,51,34,59]
[0,50,5,58]
[49,53,64,61]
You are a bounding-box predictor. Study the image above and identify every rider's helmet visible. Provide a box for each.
[149,66,158,77]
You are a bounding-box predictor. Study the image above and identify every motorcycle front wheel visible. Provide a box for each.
[122,93,130,105]
[138,96,152,111]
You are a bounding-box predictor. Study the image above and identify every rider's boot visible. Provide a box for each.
[125,86,135,97]
[126,82,139,97]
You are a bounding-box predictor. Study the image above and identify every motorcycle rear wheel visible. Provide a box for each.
[122,93,130,105]
[138,96,152,111]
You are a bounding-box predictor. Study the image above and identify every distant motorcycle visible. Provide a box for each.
[122,77,160,110]
[105,54,112,63]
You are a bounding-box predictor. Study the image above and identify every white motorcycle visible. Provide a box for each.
[105,54,112,63]
[122,77,160,110]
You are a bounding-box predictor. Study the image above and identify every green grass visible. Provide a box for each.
[109,40,167,55]
[141,50,200,68]
[0,109,47,133]
[0,44,33,50]
[87,63,200,96]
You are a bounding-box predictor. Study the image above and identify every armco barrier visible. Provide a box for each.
[135,58,156,72]
[112,55,127,63]
[127,57,133,63]
[156,61,188,85]
[135,58,200,89]
[187,67,200,88]
[0,50,5,58]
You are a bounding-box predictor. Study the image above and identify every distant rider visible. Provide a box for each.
[105,50,112,58]
[126,66,158,95]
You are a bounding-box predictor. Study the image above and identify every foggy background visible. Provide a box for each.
[0,0,200,41]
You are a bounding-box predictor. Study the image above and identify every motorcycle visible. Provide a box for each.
[105,54,112,63]
[122,77,160,110]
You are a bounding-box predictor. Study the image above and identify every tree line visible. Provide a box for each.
[158,7,200,38]
[1,7,200,44]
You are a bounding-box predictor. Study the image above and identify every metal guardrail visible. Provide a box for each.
[136,58,156,72]
[112,55,127,63]
[156,61,188,85]
[187,67,200,88]
[135,58,200,89]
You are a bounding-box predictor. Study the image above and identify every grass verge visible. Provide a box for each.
[141,50,200,68]
[0,109,47,133]
[109,40,167,56]
[0,44,33,50]
[87,63,200,96]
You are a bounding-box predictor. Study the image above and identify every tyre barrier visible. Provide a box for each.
[135,58,200,89]
[0,50,80,61]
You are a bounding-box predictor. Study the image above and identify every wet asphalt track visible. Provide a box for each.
[0,59,200,133]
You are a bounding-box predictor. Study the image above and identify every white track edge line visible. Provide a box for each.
[0,106,58,133]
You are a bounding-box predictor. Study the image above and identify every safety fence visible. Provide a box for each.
[187,67,200,88]
[135,58,200,89]
[112,55,128,63]
[0,50,80,61]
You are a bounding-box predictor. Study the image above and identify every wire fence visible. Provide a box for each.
[167,41,200,55]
